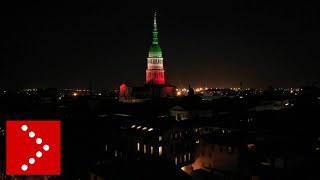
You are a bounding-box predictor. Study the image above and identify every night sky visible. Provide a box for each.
[1,2,320,89]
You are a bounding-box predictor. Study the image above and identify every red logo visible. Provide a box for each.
[6,120,61,175]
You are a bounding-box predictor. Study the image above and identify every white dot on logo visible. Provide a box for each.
[43,144,50,151]
[36,151,42,158]
[29,131,35,138]
[36,138,42,144]
[21,164,28,171]
[21,125,28,131]
[29,158,35,164]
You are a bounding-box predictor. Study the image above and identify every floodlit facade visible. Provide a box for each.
[119,12,175,100]
[146,12,165,85]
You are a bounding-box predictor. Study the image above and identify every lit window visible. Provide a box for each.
[131,125,136,128]
[159,136,162,141]
[148,128,153,131]
[180,132,182,137]
[137,143,140,151]
[144,144,147,154]
[105,145,108,151]
[115,150,117,157]
[142,127,147,130]
[188,153,191,161]
[137,126,141,129]
[184,154,187,162]
[151,146,154,154]
[159,146,163,156]
[175,157,178,165]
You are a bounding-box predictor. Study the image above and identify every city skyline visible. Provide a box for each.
[1,2,320,89]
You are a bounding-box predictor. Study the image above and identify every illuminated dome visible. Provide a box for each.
[148,44,162,57]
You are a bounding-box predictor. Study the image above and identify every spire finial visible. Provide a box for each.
[153,11,157,31]
[152,11,159,44]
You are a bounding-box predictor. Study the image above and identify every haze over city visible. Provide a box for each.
[1,2,319,89]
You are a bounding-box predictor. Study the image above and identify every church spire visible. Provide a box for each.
[152,12,158,44]
[153,12,157,31]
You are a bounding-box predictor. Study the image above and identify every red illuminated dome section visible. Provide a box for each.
[146,12,166,85]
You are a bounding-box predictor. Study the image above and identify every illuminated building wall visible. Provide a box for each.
[146,12,165,85]
[119,83,133,97]
[191,136,240,173]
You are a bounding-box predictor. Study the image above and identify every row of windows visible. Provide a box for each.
[174,153,191,165]
[170,132,183,140]
[157,132,184,142]
[114,150,127,158]
[137,143,162,156]
[148,59,163,64]
[147,72,164,78]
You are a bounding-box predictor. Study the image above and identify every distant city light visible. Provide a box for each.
[72,92,78,96]
[113,114,131,117]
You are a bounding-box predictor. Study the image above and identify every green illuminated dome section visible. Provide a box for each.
[148,44,162,57]
[148,12,162,58]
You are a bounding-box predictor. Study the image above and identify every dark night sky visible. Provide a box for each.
[1,1,320,89]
